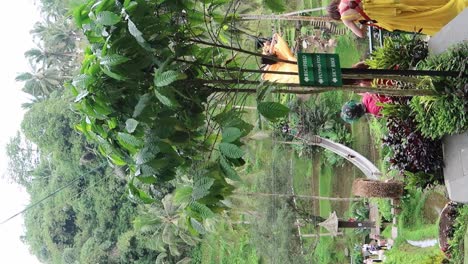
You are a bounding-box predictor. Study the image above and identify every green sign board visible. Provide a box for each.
[297,53,342,87]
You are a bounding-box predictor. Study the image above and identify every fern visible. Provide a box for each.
[257,102,290,121]
[154,70,187,87]
[95,11,121,26]
[221,127,242,143]
[100,54,130,67]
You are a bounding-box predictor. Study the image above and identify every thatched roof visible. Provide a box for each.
[318,211,339,236]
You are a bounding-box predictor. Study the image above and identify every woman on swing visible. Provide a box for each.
[327,0,467,37]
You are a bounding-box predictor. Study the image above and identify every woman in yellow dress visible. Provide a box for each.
[327,0,467,37]
[260,33,299,84]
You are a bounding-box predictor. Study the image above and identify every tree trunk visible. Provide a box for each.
[236,192,363,201]
[203,83,438,96]
[239,15,334,22]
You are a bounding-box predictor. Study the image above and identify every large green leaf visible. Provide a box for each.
[174,186,193,204]
[135,144,160,165]
[219,142,244,159]
[190,218,206,234]
[154,87,180,108]
[169,243,181,257]
[219,157,241,181]
[257,102,290,121]
[15,72,33,82]
[192,177,214,200]
[176,258,192,264]
[189,202,215,219]
[128,181,155,204]
[155,253,168,264]
[154,70,186,87]
[95,11,121,26]
[179,232,198,246]
[264,0,286,12]
[127,17,152,51]
[101,66,126,80]
[162,224,176,245]
[133,93,151,118]
[74,91,89,103]
[117,132,143,152]
[100,54,130,66]
[72,74,94,90]
[136,176,157,184]
[221,127,242,143]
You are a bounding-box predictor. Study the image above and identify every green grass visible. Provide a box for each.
[371,198,392,222]
[380,189,443,264]
[319,165,332,217]
[384,243,445,264]
[292,152,313,194]
[334,35,364,67]
[197,221,260,264]
[402,225,438,241]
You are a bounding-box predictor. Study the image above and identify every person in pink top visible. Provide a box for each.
[341,93,392,122]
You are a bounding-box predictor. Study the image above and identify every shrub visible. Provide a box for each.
[365,34,428,70]
[382,117,443,174]
[411,42,468,139]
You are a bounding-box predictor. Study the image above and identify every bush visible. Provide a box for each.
[403,171,443,190]
[411,42,468,139]
[382,117,443,174]
[366,34,428,70]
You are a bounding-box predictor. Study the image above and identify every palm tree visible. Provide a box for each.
[133,194,199,259]
[15,66,65,98]
[30,18,78,53]
[24,46,76,67]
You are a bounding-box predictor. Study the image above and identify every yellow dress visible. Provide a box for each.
[261,34,299,84]
[344,0,467,35]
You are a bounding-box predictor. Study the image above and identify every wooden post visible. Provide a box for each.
[338,220,375,229]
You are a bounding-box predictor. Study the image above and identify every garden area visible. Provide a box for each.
[6,0,468,263]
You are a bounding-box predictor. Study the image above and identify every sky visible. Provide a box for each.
[0,0,42,263]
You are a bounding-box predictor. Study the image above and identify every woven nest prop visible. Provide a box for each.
[352,179,404,198]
